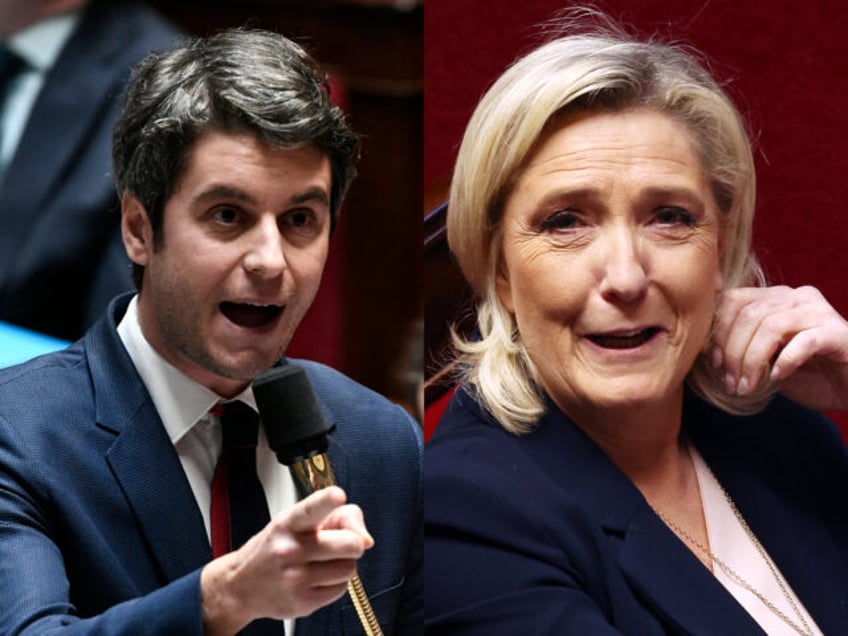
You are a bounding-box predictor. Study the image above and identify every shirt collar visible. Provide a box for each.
[117,295,257,445]
[6,9,81,73]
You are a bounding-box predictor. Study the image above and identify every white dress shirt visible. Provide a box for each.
[118,295,296,633]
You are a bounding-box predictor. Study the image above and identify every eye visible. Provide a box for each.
[654,207,696,227]
[286,210,312,228]
[212,206,241,225]
[540,210,584,232]
[280,208,328,244]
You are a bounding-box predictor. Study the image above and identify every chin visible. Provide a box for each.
[582,376,680,410]
[208,350,281,382]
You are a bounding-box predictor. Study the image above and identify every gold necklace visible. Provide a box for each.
[657,483,814,636]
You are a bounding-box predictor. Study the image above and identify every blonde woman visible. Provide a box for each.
[425,19,848,636]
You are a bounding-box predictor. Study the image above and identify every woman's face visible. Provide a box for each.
[496,109,723,417]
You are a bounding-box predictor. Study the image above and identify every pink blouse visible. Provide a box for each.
[691,448,823,636]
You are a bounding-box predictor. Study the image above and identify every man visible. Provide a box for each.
[0,29,422,634]
[0,0,181,340]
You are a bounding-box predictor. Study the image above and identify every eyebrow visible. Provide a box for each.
[639,186,704,202]
[290,186,331,208]
[192,184,331,209]
[532,185,704,210]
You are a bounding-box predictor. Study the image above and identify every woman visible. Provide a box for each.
[424,18,848,636]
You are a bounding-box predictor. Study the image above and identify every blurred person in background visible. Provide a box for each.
[0,0,181,340]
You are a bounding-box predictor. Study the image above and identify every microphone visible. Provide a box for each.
[252,362,383,636]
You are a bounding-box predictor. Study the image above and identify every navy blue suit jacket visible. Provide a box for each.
[0,1,181,340]
[425,387,848,635]
[0,295,423,634]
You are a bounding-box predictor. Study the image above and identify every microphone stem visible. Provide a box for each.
[290,453,336,496]
[289,454,384,636]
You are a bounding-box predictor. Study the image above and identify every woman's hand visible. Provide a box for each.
[713,285,848,410]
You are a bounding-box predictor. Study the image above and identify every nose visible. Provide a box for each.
[242,216,286,278]
[597,225,649,304]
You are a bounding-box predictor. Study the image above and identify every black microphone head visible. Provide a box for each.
[252,363,334,465]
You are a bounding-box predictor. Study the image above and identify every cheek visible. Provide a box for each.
[507,250,588,342]
[661,242,721,334]
[687,239,720,290]
[165,248,228,289]
[290,244,329,293]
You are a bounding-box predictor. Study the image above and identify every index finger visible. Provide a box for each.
[713,287,772,349]
[286,486,347,533]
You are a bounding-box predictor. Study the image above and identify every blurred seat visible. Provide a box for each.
[0,321,68,368]
[424,175,474,440]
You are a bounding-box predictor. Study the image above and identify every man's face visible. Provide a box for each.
[123,131,332,397]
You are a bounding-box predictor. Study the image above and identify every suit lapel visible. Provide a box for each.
[104,405,212,582]
[690,399,848,635]
[87,297,211,583]
[528,397,766,635]
[618,503,765,635]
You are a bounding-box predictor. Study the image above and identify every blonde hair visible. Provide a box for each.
[447,18,770,434]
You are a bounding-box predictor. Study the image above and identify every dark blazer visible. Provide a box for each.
[0,1,181,340]
[424,387,848,635]
[0,295,423,634]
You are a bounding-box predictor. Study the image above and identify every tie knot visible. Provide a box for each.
[220,401,260,451]
[0,46,24,87]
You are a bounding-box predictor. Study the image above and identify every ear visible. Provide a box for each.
[494,251,515,313]
[121,193,153,267]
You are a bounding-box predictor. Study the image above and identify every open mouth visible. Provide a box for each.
[587,327,661,350]
[220,302,284,328]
